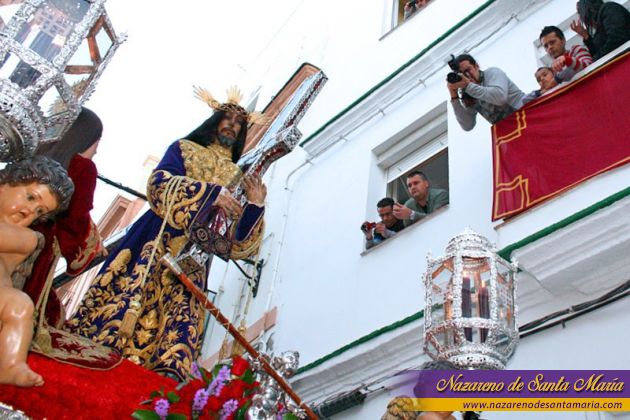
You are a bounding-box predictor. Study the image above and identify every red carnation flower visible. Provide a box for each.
[222,379,248,400]
[231,356,249,376]
[181,378,206,396]
[207,395,223,412]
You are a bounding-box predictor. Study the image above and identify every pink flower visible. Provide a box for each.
[192,388,210,415]
[154,398,170,420]
[220,399,239,420]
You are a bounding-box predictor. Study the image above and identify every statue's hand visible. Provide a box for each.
[215,190,243,219]
[242,174,267,207]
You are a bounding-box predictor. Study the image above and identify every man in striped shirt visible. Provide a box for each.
[540,25,593,82]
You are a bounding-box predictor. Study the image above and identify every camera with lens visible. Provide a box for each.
[446,53,475,104]
[446,54,462,84]
[361,221,377,232]
[447,71,463,83]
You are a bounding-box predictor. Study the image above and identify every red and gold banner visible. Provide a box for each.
[492,51,630,220]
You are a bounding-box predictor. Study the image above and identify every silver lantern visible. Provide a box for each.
[0,0,124,161]
[423,228,518,370]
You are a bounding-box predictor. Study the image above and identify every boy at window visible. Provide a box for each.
[393,171,448,227]
[361,197,405,249]
[522,67,560,105]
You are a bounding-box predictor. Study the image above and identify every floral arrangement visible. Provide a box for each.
[132,355,262,420]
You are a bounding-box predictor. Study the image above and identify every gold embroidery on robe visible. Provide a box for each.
[231,217,264,260]
[68,219,101,274]
[180,140,242,188]
[147,171,209,231]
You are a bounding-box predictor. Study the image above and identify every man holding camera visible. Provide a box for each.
[446,54,524,131]
[361,197,405,250]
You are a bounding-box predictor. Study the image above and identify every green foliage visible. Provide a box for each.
[166,391,180,403]
[166,414,187,420]
[149,390,163,400]
[235,400,252,420]
[240,368,255,384]
[212,363,223,377]
[131,409,160,420]
[200,365,210,383]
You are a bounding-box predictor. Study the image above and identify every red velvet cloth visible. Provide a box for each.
[0,353,177,419]
[492,51,630,220]
[57,155,100,275]
[23,222,63,326]
[26,154,100,326]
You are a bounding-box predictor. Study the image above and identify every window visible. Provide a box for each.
[374,102,449,208]
[388,148,448,203]
[393,0,434,27]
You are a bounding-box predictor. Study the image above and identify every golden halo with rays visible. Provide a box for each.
[193,86,267,125]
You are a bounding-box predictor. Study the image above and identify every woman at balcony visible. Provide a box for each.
[26,108,105,330]
[571,0,630,61]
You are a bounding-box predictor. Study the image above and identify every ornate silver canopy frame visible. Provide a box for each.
[423,228,519,369]
[0,0,124,161]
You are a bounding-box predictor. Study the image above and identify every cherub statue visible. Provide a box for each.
[0,156,73,387]
[247,350,305,419]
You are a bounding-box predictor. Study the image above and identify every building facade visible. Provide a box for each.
[190,1,630,419]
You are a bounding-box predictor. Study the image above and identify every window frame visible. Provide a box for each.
[382,0,436,35]
[363,102,449,251]
[374,102,447,177]
[387,146,449,204]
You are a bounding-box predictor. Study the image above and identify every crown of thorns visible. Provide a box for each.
[193,85,266,125]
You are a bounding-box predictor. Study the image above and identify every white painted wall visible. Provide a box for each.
[233,0,490,137]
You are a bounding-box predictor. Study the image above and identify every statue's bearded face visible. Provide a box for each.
[217,111,245,147]
[0,182,58,227]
